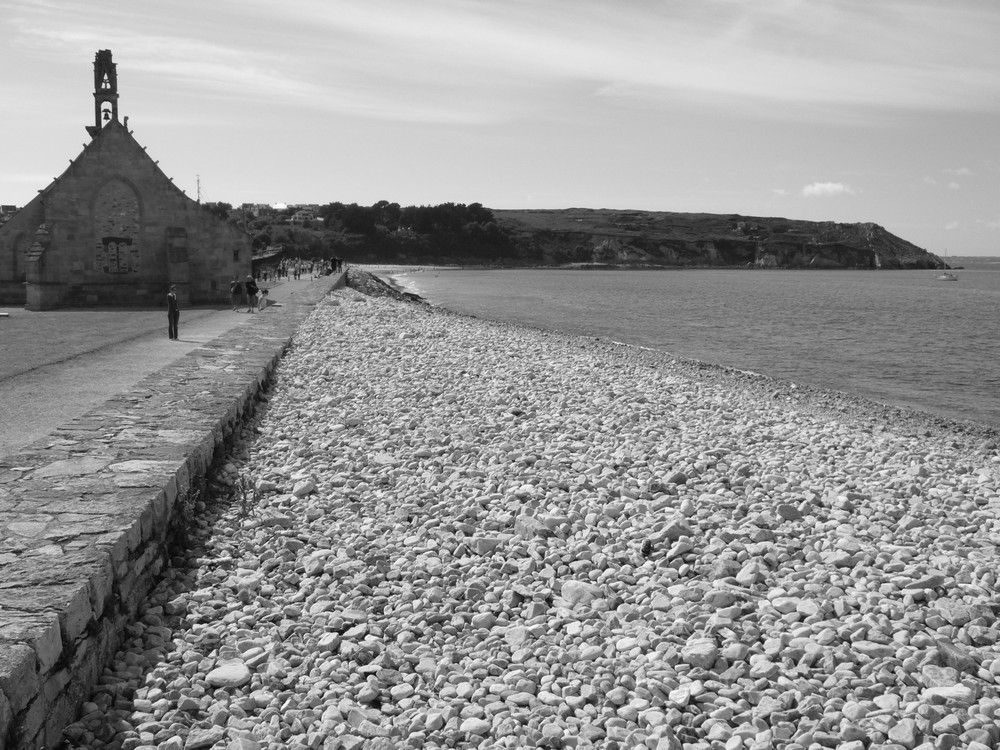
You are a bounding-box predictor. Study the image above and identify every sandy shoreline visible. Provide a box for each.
[66,285,1000,749]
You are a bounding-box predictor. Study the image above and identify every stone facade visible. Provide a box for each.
[0,51,250,310]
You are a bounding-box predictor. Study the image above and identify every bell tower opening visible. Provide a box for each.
[86,49,119,137]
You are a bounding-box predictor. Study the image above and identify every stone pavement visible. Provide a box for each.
[0,273,343,749]
[0,277,317,458]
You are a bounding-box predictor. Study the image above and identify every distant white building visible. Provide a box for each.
[289,209,317,225]
[239,203,276,218]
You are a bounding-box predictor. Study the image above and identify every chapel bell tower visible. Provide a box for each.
[86,49,119,137]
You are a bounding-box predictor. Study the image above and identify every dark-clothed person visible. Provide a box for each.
[167,285,179,339]
[245,275,259,313]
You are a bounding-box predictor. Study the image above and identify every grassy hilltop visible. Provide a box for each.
[492,209,942,270]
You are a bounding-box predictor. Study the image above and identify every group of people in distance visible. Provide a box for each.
[165,274,264,340]
[258,257,344,282]
[167,259,346,339]
[229,274,265,313]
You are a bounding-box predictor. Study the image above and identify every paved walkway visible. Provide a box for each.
[0,277,320,458]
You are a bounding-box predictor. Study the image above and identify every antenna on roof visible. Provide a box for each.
[197,174,201,204]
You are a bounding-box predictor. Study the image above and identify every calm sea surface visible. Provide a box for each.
[384,264,1000,429]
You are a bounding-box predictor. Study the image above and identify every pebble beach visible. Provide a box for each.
[66,278,1000,750]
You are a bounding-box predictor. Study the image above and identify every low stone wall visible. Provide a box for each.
[0,273,344,750]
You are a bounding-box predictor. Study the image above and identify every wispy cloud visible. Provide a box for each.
[944,167,975,176]
[945,221,960,230]
[295,0,1000,118]
[802,182,857,197]
[5,14,320,97]
[10,0,998,127]
[947,182,961,190]
[4,11,493,124]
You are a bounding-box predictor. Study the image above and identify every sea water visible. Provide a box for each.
[385,265,1000,429]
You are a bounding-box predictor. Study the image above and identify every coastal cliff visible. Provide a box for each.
[494,209,942,270]
[255,203,944,270]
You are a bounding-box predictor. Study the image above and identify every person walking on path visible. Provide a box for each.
[245,274,259,313]
[229,275,242,311]
[167,284,179,339]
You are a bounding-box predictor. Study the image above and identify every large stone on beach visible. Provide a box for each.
[702,589,740,608]
[853,641,895,659]
[922,664,959,688]
[681,637,718,669]
[933,600,975,627]
[706,559,742,579]
[936,639,979,674]
[922,684,978,707]
[292,478,317,497]
[887,718,920,748]
[776,503,802,521]
[657,519,693,542]
[185,726,226,750]
[907,573,947,591]
[514,514,547,538]
[206,659,252,688]
[460,717,491,735]
[472,536,504,554]
[505,626,531,647]
[822,549,858,568]
[559,580,604,606]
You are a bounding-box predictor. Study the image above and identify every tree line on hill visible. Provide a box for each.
[201,200,516,264]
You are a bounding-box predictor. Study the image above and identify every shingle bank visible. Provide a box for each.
[0,274,343,749]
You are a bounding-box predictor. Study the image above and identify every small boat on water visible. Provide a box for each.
[936,248,958,280]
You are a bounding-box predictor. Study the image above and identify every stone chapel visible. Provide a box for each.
[0,50,251,310]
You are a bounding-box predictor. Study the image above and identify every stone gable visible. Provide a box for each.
[0,51,251,310]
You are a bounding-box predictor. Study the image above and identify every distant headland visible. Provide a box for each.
[491,209,943,270]
[240,203,945,271]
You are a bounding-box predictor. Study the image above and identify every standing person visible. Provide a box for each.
[167,284,179,339]
[245,274,259,313]
[229,275,242,311]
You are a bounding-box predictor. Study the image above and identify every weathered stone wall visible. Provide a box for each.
[0,274,343,749]
[0,120,251,309]
[0,203,44,304]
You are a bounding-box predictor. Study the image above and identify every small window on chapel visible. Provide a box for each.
[211,280,218,291]
[233,249,240,262]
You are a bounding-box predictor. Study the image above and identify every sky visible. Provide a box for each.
[1,0,998,255]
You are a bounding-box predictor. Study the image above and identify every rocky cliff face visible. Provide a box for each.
[494,209,943,270]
